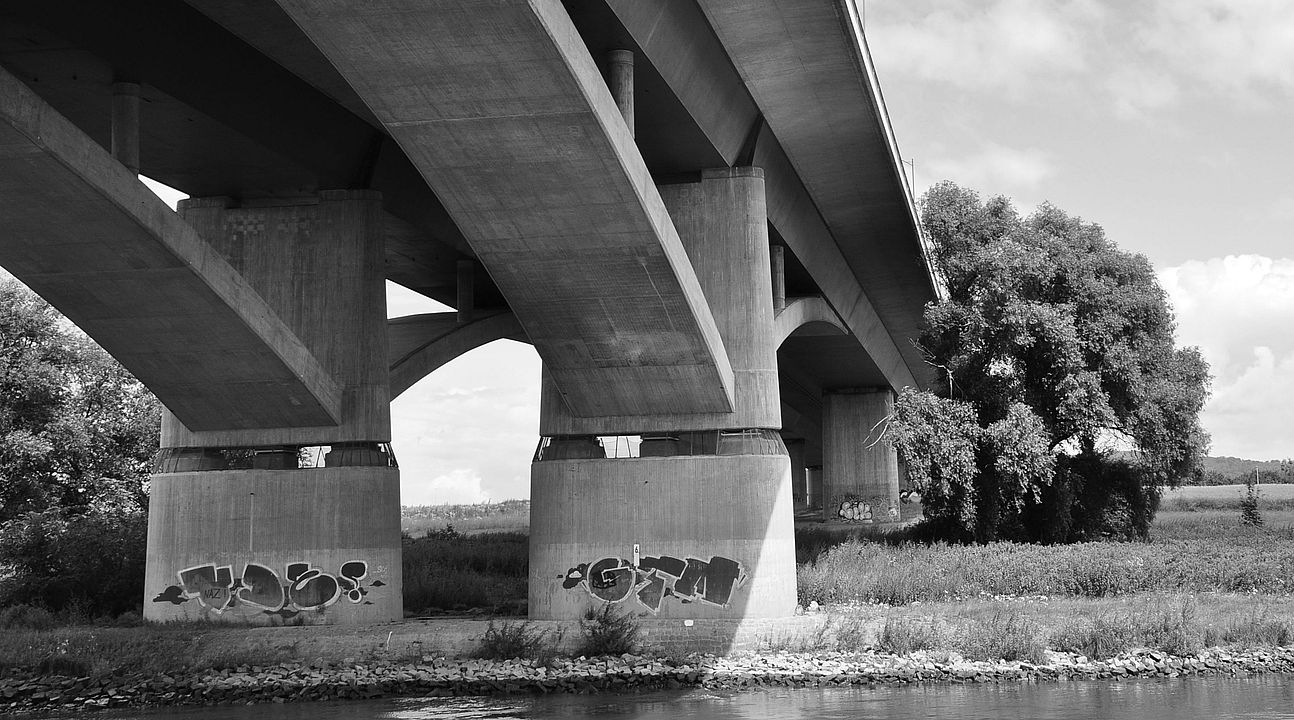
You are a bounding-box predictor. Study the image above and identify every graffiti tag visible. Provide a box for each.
[561,553,746,614]
[152,560,382,618]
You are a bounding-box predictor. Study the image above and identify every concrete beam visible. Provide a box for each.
[274,0,735,418]
[387,310,527,399]
[0,65,341,432]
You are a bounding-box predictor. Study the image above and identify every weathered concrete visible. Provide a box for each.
[530,451,796,620]
[144,467,401,624]
[387,310,527,399]
[0,64,341,433]
[541,168,778,434]
[822,389,900,524]
[273,0,735,420]
[605,1,931,393]
[775,296,849,348]
[161,191,389,447]
[787,438,808,506]
[699,0,940,389]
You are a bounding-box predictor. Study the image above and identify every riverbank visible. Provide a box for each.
[5,644,1294,714]
[4,591,1294,715]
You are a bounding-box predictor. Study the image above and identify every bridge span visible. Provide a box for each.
[0,0,939,625]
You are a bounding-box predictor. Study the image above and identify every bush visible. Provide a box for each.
[0,509,147,616]
[956,611,1047,664]
[1240,479,1263,527]
[576,605,641,657]
[877,616,940,656]
[477,619,561,661]
[0,604,56,631]
[1049,613,1141,660]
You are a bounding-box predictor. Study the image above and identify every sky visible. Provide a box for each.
[137,1,1294,503]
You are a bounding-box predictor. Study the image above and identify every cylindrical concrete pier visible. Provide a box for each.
[822,388,900,523]
[607,49,634,136]
[144,467,402,624]
[530,447,795,620]
[111,81,140,175]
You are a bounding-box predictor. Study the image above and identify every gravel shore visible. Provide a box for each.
[4,645,1294,714]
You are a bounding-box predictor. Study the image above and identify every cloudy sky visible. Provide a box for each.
[137,1,1294,504]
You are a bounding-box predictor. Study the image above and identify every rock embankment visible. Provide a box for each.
[4,646,1294,714]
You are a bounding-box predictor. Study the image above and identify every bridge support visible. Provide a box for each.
[822,388,900,523]
[144,191,401,625]
[530,167,795,620]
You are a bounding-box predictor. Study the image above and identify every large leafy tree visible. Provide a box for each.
[0,275,160,612]
[892,183,1210,543]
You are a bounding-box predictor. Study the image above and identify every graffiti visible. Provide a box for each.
[900,489,922,505]
[836,495,900,523]
[152,560,379,617]
[560,553,747,614]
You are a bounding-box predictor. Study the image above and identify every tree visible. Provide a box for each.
[0,275,160,613]
[891,182,1210,543]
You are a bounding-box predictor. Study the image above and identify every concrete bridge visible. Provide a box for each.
[0,0,939,624]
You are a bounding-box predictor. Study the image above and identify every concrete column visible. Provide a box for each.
[806,466,823,508]
[530,168,795,621]
[607,49,634,136]
[822,388,900,523]
[771,244,786,313]
[145,190,401,625]
[111,82,140,174]
[457,259,475,324]
[786,438,807,506]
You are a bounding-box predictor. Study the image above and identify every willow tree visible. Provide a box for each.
[891,182,1210,543]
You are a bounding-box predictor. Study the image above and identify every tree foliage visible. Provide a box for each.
[893,182,1210,542]
[0,275,160,613]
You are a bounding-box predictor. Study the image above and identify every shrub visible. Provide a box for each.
[1142,597,1204,656]
[477,619,560,661]
[877,615,940,656]
[576,604,641,657]
[957,611,1047,664]
[0,604,56,631]
[1240,478,1263,527]
[1048,613,1140,660]
[0,509,147,616]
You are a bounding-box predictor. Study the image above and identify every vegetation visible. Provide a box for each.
[1241,476,1264,526]
[401,500,530,536]
[887,183,1210,543]
[0,276,160,615]
[401,528,528,615]
[477,619,562,662]
[576,605,641,657]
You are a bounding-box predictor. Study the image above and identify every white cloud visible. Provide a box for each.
[924,143,1054,196]
[869,0,1100,96]
[1159,255,1294,459]
[400,468,491,506]
[1138,0,1294,104]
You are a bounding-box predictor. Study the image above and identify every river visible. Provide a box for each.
[37,675,1294,719]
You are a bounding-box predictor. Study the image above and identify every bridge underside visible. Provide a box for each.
[0,0,936,627]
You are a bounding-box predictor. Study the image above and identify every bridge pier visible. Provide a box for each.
[822,388,900,524]
[530,167,796,620]
[144,191,402,625]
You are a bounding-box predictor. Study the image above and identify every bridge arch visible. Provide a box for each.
[774,296,849,349]
[387,311,528,399]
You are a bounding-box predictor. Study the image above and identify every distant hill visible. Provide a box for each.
[1199,456,1287,477]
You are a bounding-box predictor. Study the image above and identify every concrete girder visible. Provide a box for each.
[274,0,736,419]
[0,66,342,432]
[606,0,924,393]
[697,0,939,389]
[387,311,528,400]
